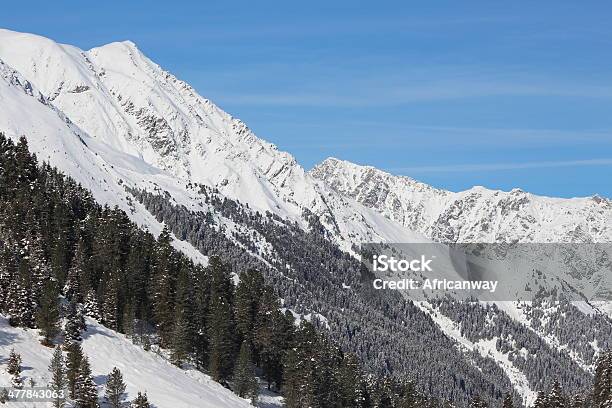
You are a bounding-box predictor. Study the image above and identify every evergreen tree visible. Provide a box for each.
[64,237,86,301]
[102,273,120,331]
[206,257,236,382]
[171,261,195,366]
[376,376,397,408]
[48,345,67,408]
[501,393,514,408]
[50,200,73,284]
[232,340,258,404]
[469,395,488,408]
[131,392,150,408]
[29,233,51,301]
[0,249,13,312]
[122,300,135,337]
[8,258,35,328]
[594,351,612,407]
[36,280,60,346]
[123,233,150,323]
[312,335,342,407]
[548,380,567,408]
[171,309,192,366]
[65,301,84,343]
[398,380,421,408]
[193,264,211,370]
[150,226,176,347]
[338,353,366,408]
[234,269,265,344]
[83,289,100,320]
[105,367,127,408]
[75,356,99,408]
[282,323,319,408]
[65,341,84,399]
[77,304,87,331]
[282,346,306,408]
[254,295,293,390]
[533,392,548,408]
[7,349,23,389]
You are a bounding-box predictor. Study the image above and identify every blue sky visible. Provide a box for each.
[2,1,612,197]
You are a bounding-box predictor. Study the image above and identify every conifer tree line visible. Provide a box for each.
[132,168,608,406]
[0,134,438,406]
[466,351,612,407]
[2,134,611,407]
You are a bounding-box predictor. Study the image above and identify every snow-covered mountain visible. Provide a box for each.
[311,157,612,244]
[1,28,611,407]
[0,28,422,253]
[309,158,612,405]
[0,55,212,264]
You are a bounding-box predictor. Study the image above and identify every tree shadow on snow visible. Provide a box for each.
[81,324,114,340]
[0,328,19,347]
[93,374,108,386]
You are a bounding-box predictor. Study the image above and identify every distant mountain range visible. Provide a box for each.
[311,157,612,244]
[1,28,611,407]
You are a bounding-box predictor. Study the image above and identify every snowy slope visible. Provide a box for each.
[313,157,612,397]
[415,301,538,407]
[0,28,425,252]
[311,158,612,244]
[0,57,209,265]
[0,316,259,407]
[2,27,610,402]
[311,158,612,299]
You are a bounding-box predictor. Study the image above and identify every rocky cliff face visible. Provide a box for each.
[311,157,612,244]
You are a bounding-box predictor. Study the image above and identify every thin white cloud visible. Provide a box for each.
[136,14,523,44]
[262,125,612,151]
[387,158,612,173]
[214,79,612,108]
[191,54,612,108]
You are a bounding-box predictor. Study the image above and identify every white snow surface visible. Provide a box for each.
[0,28,425,254]
[311,157,612,244]
[415,302,538,407]
[1,27,611,401]
[311,158,612,377]
[0,55,209,264]
[0,315,261,407]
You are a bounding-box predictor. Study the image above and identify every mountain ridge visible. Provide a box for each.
[310,157,612,244]
[0,28,425,252]
[1,28,611,407]
[315,156,611,200]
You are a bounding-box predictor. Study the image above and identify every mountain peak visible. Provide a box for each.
[318,156,375,170]
[119,39,139,49]
[0,28,58,46]
[312,157,612,243]
[314,157,379,177]
[312,156,432,191]
[90,39,142,56]
[0,28,426,252]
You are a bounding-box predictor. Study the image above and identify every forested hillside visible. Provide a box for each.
[2,27,612,407]
[0,133,439,406]
[2,133,612,407]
